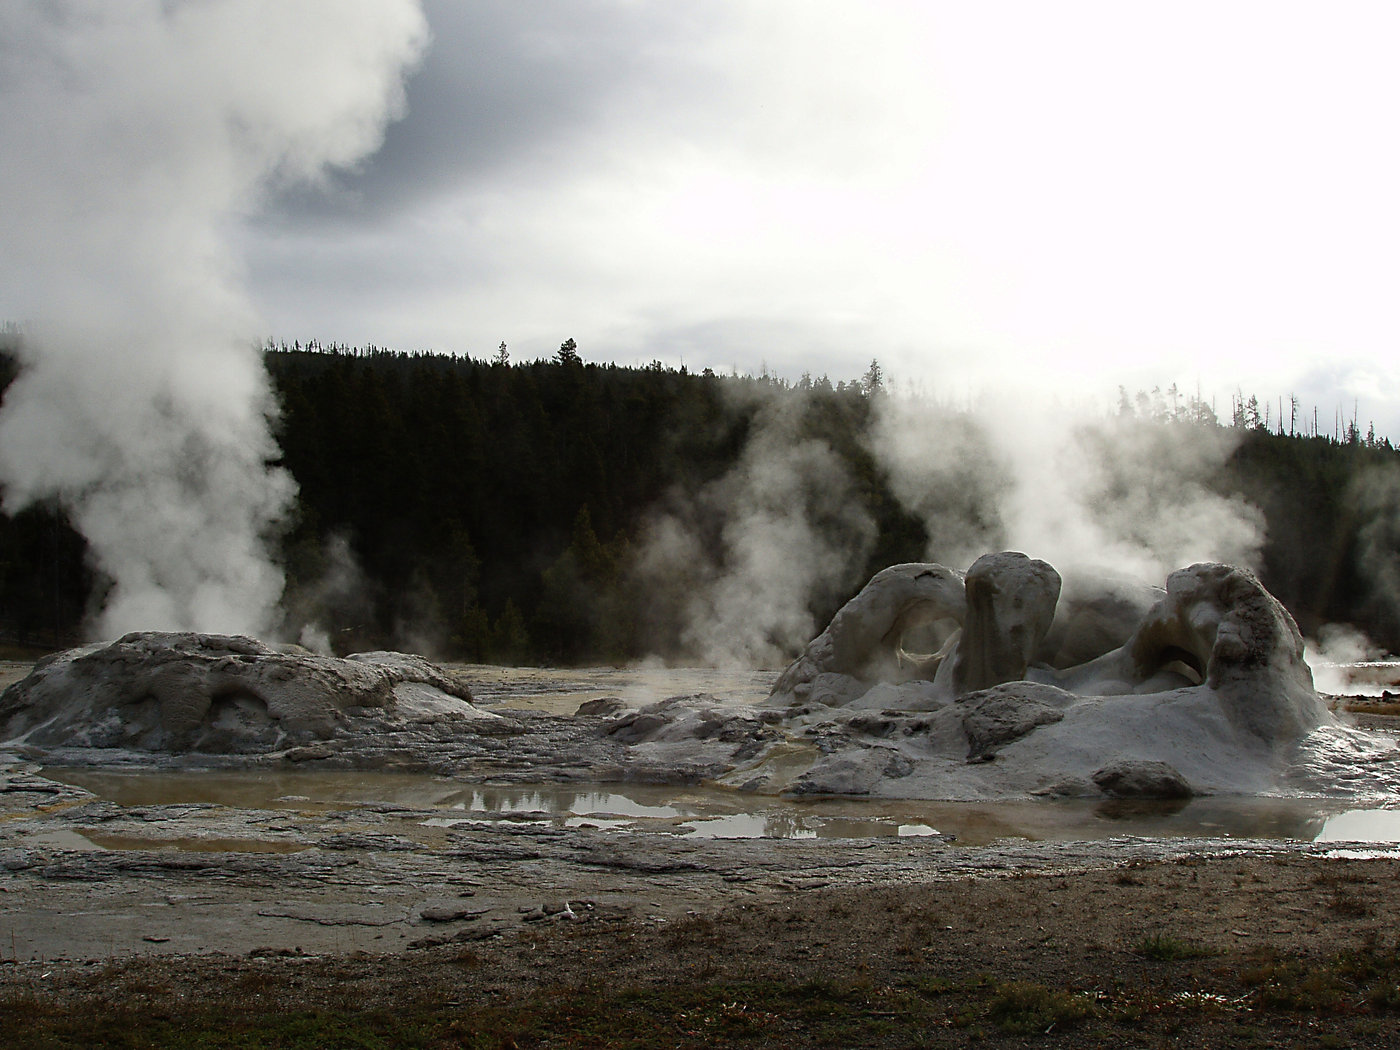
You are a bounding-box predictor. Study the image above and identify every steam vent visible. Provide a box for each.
[2,556,1398,802]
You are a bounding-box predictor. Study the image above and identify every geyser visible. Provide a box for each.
[736,554,1369,800]
[0,1,428,636]
[2,556,1395,805]
[773,554,1329,736]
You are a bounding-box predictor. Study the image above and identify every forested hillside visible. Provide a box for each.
[1,344,1398,663]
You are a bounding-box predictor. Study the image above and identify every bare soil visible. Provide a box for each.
[6,851,1400,1047]
[5,657,1400,1046]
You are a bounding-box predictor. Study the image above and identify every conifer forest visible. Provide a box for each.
[1,342,1398,664]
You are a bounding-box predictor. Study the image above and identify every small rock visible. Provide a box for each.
[575,697,626,717]
[420,904,487,923]
[605,711,671,744]
[285,745,335,762]
[960,683,1072,761]
[1092,760,1194,799]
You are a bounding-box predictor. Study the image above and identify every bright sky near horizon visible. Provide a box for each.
[9,2,1400,437]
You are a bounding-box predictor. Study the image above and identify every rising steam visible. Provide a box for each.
[868,393,1265,588]
[632,382,1268,669]
[0,1,427,637]
[631,391,876,668]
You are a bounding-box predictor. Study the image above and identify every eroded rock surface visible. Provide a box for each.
[0,632,504,754]
[960,682,1073,762]
[771,563,965,710]
[751,555,1397,800]
[1092,760,1194,800]
[951,552,1061,694]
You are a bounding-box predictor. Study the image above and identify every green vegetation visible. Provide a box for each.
[11,946,1400,1048]
[1,342,1398,662]
[1135,932,1219,960]
[1242,939,1400,1014]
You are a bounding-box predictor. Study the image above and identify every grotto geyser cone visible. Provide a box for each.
[725,555,1395,800]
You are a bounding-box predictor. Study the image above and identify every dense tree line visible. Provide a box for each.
[266,346,920,662]
[1,339,1398,660]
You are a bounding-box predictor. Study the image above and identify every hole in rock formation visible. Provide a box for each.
[757,553,1400,801]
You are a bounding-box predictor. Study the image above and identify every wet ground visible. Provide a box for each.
[8,758,1398,965]
[35,766,1400,846]
[3,659,1400,965]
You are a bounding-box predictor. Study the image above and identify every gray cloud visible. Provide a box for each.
[33,2,1395,446]
[256,1,731,231]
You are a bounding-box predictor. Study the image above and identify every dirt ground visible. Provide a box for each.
[5,656,1400,1045]
[6,851,1400,1047]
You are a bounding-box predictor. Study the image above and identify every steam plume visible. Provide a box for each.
[630,381,1266,670]
[868,393,1264,589]
[632,392,876,668]
[0,1,427,637]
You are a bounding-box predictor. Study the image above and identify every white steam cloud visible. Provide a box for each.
[869,394,1264,591]
[632,392,876,668]
[633,382,1269,671]
[0,1,427,637]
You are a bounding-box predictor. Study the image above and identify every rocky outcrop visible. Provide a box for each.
[1131,564,1325,746]
[771,556,1331,745]
[949,552,1061,694]
[960,682,1073,762]
[770,563,965,709]
[1053,563,1329,746]
[740,556,1385,800]
[0,632,501,753]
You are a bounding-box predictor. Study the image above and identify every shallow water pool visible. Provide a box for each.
[42,767,1400,847]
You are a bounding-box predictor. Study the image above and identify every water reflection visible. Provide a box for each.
[41,767,1400,845]
[1317,808,1400,841]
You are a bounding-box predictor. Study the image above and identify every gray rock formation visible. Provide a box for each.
[1053,563,1329,746]
[770,563,965,710]
[960,682,1074,761]
[771,556,1329,746]
[1091,760,1194,799]
[0,632,501,753]
[949,552,1061,694]
[744,555,1383,800]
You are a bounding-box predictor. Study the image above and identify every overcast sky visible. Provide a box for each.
[24,1,1400,436]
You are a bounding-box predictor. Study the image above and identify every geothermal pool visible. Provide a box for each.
[17,655,1400,851]
[42,767,1400,849]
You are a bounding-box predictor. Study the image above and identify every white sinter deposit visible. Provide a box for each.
[2,559,1397,803]
[710,553,1395,801]
[0,632,501,754]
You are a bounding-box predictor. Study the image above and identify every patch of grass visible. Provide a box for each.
[0,999,429,1050]
[984,980,1097,1035]
[2,975,944,1050]
[1135,932,1219,961]
[17,943,1400,1050]
[1326,889,1372,918]
[1242,954,1354,1014]
[1242,941,1400,1015]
